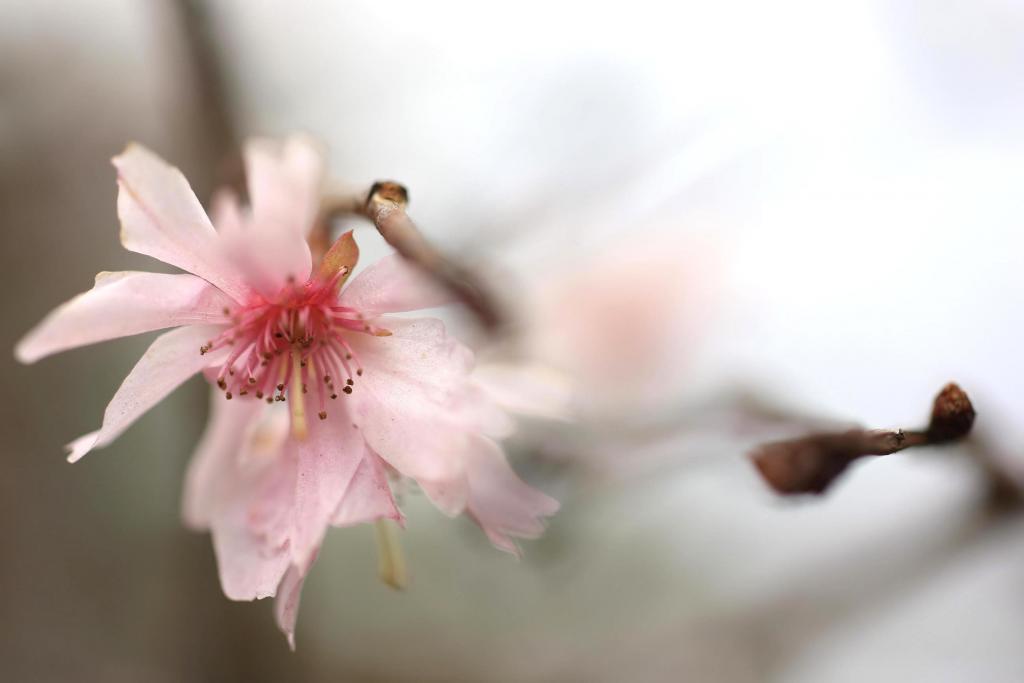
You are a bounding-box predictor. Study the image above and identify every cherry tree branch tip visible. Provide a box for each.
[313,181,504,332]
[751,383,976,496]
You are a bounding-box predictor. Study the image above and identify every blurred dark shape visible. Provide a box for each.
[752,383,975,495]
[927,383,977,443]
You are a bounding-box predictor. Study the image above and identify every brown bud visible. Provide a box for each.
[927,383,976,443]
[367,181,409,208]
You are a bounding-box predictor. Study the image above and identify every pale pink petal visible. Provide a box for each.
[331,449,403,527]
[181,390,264,530]
[464,436,559,555]
[418,475,470,518]
[348,317,474,405]
[16,271,232,364]
[451,382,516,439]
[349,383,471,503]
[340,254,453,314]
[344,316,483,494]
[245,135,324,238]
[209,188,245,237]
[65,324,229,463]
[287,410,365,571]
[246,447,298,557]
[473,362,574,422]
[350,370,478,512]
[206,407,295,601]
[274,562,310,651]
[212,495,292,601]
[232,136,319,293]
[113,144,251,302]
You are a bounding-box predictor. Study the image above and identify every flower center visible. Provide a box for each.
[200,274,387,436]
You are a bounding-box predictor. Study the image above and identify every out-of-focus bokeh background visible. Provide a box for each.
[3,1,1024,680]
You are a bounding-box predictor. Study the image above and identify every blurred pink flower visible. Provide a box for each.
[16,136,558,647]
[477,237,717,424]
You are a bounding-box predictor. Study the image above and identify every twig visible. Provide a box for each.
[167,0,242,188]
[313,182,504,331]
[751,383,977,495]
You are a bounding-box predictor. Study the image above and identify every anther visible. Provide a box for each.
[277,383,285,391]
[248,377,256,385]
[343,386,353,395]
[318,411,327,420]
[346,378,354,386]
[225,392,233,400]
[330,393,338,399]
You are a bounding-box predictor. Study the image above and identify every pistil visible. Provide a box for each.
[290,348,308,439]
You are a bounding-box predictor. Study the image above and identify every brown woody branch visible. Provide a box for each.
[752,383,976,495]
[311,182,503,332]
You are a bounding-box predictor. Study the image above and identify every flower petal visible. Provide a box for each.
[346,318,474,483]
[464,436,559,556]
[206,406,295,601]
[208,188,245,237]
[274,562,309,651]
[245,135,324,238]
[287,409,365,571]
[211,494,292,601]
[113,144,251,302]
[234,135,320,293]
[340,254,453,314]
[65,324,229,463]
[181,390,265,530]
[16,271,232,364]
[472,362,574,422]
[331,448,402,527]
[349,317,474,402]
[417,475,470,518]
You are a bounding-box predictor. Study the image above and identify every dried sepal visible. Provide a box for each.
[317,229,359,290]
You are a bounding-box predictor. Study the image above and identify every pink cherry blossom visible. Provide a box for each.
[16,136,558,647]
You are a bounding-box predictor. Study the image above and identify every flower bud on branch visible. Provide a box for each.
[751,383,976,495]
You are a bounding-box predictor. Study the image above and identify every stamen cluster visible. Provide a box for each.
[200,269,388,427]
